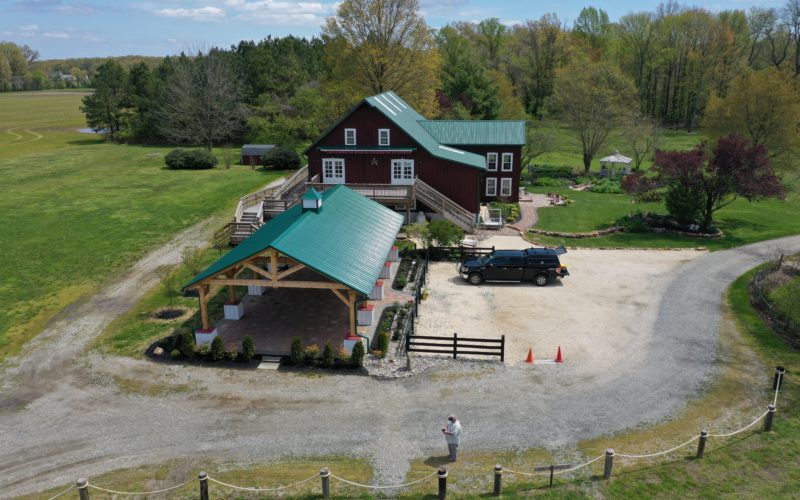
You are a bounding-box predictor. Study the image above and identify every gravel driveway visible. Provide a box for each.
[2,234,799,496]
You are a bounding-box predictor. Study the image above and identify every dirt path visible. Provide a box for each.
[1,224,798,495]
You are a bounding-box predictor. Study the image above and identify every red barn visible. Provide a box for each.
[304,91,525,228]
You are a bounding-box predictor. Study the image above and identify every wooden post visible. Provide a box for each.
[500,335,505,363]
[453,333,458,359]
[696,430,708,459]
[764,404,776,432]
[198,472,209,500]
[320,468,330,499]
[549,464,555,488]
[270,250,278,287]
[603,449,614,480]
[437,466,447,499]
[348,290,356,336]
[773,366,786,391]
[493,465,502,496]
[198,286,210,330]
[77,478,89,500]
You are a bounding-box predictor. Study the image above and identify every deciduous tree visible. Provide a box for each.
[546,58,637,174]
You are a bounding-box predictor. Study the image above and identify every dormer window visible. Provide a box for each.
[345,128,356,146]
[378,128,390,146]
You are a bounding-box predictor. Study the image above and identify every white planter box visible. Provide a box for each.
[195,328,218,346]
[379,261,392,279]
[224,301,245,320]
[358,305,375,326]
[343,336,363,355]
[369,281,384,301]
[247,285,265,296]
[388,246,400,262]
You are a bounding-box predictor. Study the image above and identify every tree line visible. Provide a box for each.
[74,0,800,160]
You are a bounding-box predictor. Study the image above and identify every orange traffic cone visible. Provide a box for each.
[555,346,563,363]
[525,347,534,364]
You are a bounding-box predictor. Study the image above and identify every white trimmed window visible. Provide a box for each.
[378,128,390,146]
[500,178,513,197]
[501,152,513,172]
[486,177,497,196]
[344,128,356,146]
[487,152,498,171]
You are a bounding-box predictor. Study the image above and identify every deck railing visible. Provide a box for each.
[306,182,415,206]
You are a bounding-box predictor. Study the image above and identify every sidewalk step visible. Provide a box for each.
[257,355,283,370]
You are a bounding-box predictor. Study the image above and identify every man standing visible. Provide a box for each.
[442,415,462,461]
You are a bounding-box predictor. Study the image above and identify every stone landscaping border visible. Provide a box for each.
[528,226,723,239]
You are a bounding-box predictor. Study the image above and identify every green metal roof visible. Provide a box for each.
[418,120,526,146]
[302,187,322,201]
[184,185,404,295]
[364,92,487,170]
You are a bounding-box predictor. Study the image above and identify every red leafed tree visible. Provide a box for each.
[623,134,785,230]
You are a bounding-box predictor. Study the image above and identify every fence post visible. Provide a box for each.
[77,478,89,500]
[198,472,208,500]
[320,467,330,499]
[438,466,448,499]
[493,465,503,496]
[603,449,614,480]
[764,404,776,432]
[500,335,505,363]
[696,430,708,459]
[453,333,458,359]
[773,366,785,391]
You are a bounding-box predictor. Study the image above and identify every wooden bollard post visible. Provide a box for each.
[77,478,89,500]
[696,431,708,459]
[603,449,615,480]
[198,471,209,500]
[438,466,448,499]
[320,467,331,499]
[764,404,776,432]
[493,464,503,496]
[773,366,786,391]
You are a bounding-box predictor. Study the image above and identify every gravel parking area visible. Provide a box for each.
[2,233,800,497]
[419,236,704,369]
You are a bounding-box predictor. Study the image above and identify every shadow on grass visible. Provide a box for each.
[423,455,453,468]
[67,138,105,146]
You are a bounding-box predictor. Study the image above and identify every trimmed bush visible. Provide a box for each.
[375,331,390,356]
[165,148,218,170]
[351,340,365,367]
[321,341,336,368]
[290,337,304,365]
[179,331,195,359]
[263,146,301,170]
[665,184,704,225]
[170,348,181,360]
[210,335,225,361]
[242,336,256,362]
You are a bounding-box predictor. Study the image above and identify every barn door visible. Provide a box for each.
[323,158,345,184]
[391,159,414,185]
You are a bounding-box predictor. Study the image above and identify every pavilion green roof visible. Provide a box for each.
[184,185,404,295]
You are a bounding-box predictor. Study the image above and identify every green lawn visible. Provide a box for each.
[0,92,281,361]
[532,122,706,174]
[527,187,800,250]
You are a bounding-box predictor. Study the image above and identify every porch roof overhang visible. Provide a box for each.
[316,146,416,154]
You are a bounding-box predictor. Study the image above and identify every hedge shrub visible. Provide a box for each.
[242,336,256,362]
[165,148,218,170]
[290,337,304,365]
[321,341,336,368]
[375,332,390,356]
[210,335,225,361]
[263,146,301,170]
[351,341,365,367]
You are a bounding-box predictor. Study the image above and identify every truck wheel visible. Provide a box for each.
[468,273,483,285]
[534,273,548,287]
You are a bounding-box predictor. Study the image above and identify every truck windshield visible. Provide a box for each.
[480,255,492,264]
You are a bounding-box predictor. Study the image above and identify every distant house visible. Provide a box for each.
[241,144,275,166]
[304,91,525,225]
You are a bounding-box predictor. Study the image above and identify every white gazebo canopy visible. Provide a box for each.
[599,150,632,177]
[600,150,632,166]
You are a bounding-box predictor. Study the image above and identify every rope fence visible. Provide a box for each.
[50,367,785,499]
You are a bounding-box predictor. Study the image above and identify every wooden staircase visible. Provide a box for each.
[414,178,476,231]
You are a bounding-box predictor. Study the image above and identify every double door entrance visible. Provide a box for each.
[322,158,415,185]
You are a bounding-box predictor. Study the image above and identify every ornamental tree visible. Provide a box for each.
[623,135,785,230]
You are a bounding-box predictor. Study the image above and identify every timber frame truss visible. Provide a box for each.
[187,248,360,334]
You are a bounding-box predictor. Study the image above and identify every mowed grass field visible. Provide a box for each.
[0,92,281,361]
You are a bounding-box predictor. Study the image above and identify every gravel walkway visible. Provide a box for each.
[1,234,799,496]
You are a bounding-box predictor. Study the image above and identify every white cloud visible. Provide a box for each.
[231,0,336,26]
[19,24,39,32]
[154,6,226,21]
[167,37,178,42]
[43,31,71,38]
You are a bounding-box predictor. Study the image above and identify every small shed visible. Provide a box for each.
[599,150,633,177]
[241,144,275,166]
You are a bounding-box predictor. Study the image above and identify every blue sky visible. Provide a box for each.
[0,0,787,59]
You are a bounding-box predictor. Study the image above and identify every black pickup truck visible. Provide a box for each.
[458,246,569,286]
